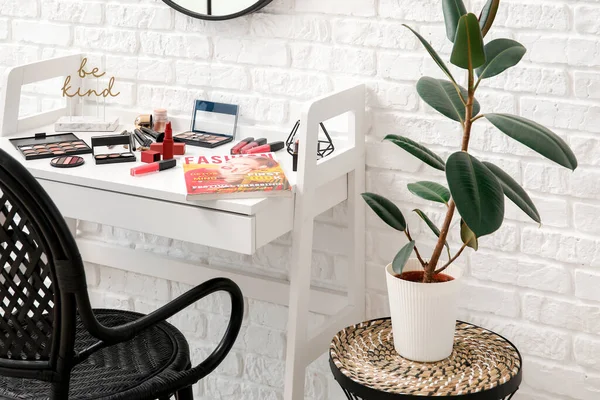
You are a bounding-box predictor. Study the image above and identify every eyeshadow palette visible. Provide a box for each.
[91,134,137,165]
[174,131,233,149]
[94,152,136,164]
[50,156,85,168]
[10,133,92,160]
[174,100,239,148]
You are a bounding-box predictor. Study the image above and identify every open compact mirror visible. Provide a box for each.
[173,100,239,149]
[163,0,272,20]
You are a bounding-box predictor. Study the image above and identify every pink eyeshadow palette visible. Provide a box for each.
[174,131,233,149]
[50,155,85,168]
[10,133,92,160]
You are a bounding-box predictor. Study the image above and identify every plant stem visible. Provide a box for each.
[473,75,483,92]
[423,61,476,283]
[405,228,427,269]
[462,63,475,152]
[450,83,467,106]
[471,114,484,123]
[434,242,468,275]
[422,200,455,282]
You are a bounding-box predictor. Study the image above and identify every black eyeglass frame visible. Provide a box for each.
[162,0,273,21]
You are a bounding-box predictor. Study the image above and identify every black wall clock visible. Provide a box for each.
[163,0,273,20]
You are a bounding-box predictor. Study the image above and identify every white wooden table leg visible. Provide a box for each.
[348,167,366,317]
[347,91,366,320]
[284,194,315,400]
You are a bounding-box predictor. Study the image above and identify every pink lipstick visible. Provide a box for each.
[244,141,285,154]
[231,137,254,155]
[130,159,176,176]
[239,138,267,154]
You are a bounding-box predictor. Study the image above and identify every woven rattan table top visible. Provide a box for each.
[329,318,522,399]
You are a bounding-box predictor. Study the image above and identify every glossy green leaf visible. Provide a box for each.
[486,114,578,170]
[392,241,415,275]
[460,219,478,250]
[403,24,458,85]
[446,152,505,237]
[451,13,486,69]
[443,0,467,42]
[413,209,441,237]
[483,161,541,224]
[361,193,406,232]
[476,39,526,80]
[407,181,451,204]
[384,135,446,171]
[479,0,500,37]
[413,209,451,258]
[417,77,480,123]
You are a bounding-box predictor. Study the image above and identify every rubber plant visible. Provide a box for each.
[363,0,578,283]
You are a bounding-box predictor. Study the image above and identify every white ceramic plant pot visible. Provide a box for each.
[385,259,462,362]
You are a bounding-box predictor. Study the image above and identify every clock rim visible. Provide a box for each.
[162,0,273,21]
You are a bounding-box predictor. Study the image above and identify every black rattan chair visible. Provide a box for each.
[0,148,244,400]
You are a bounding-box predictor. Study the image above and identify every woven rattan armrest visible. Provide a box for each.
[73,278,243,364]
[140,301,245,397]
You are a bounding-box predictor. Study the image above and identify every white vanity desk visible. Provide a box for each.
[0,125,329,255]
[0,55,366,400]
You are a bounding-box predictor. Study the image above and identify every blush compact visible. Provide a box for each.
[10,132,92,160]
[91,134,136,165]
[174,100,238,149]
[50,156,85,168]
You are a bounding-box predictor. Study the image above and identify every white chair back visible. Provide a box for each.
[0,54,82,137]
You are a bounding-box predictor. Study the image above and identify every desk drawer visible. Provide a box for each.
[39,179,257,254]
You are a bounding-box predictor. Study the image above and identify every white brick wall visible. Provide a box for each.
[2,0,600,399]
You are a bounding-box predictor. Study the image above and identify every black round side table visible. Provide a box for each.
[330,318,522,400]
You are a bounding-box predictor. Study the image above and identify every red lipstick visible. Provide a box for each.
[162,122,174,160]
[239,138,267,154]
[130,159,176,176]
[231,137,254,155]
[244,141,285,154]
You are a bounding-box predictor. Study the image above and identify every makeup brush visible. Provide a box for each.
[140,126,158,140]
[129,132,137,151]
[131,130,149,151]
[140,126,165,143]
[134,129,153,148]
[113,129,130,149]
[293,140,299,172]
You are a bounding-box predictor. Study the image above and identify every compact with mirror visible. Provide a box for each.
[174,100,238,149]
[91,134,136,165]
[162,0,272,20]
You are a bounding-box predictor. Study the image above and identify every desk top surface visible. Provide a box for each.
[0,124,301,215]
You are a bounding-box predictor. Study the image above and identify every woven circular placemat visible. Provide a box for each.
[330,319,521,397]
